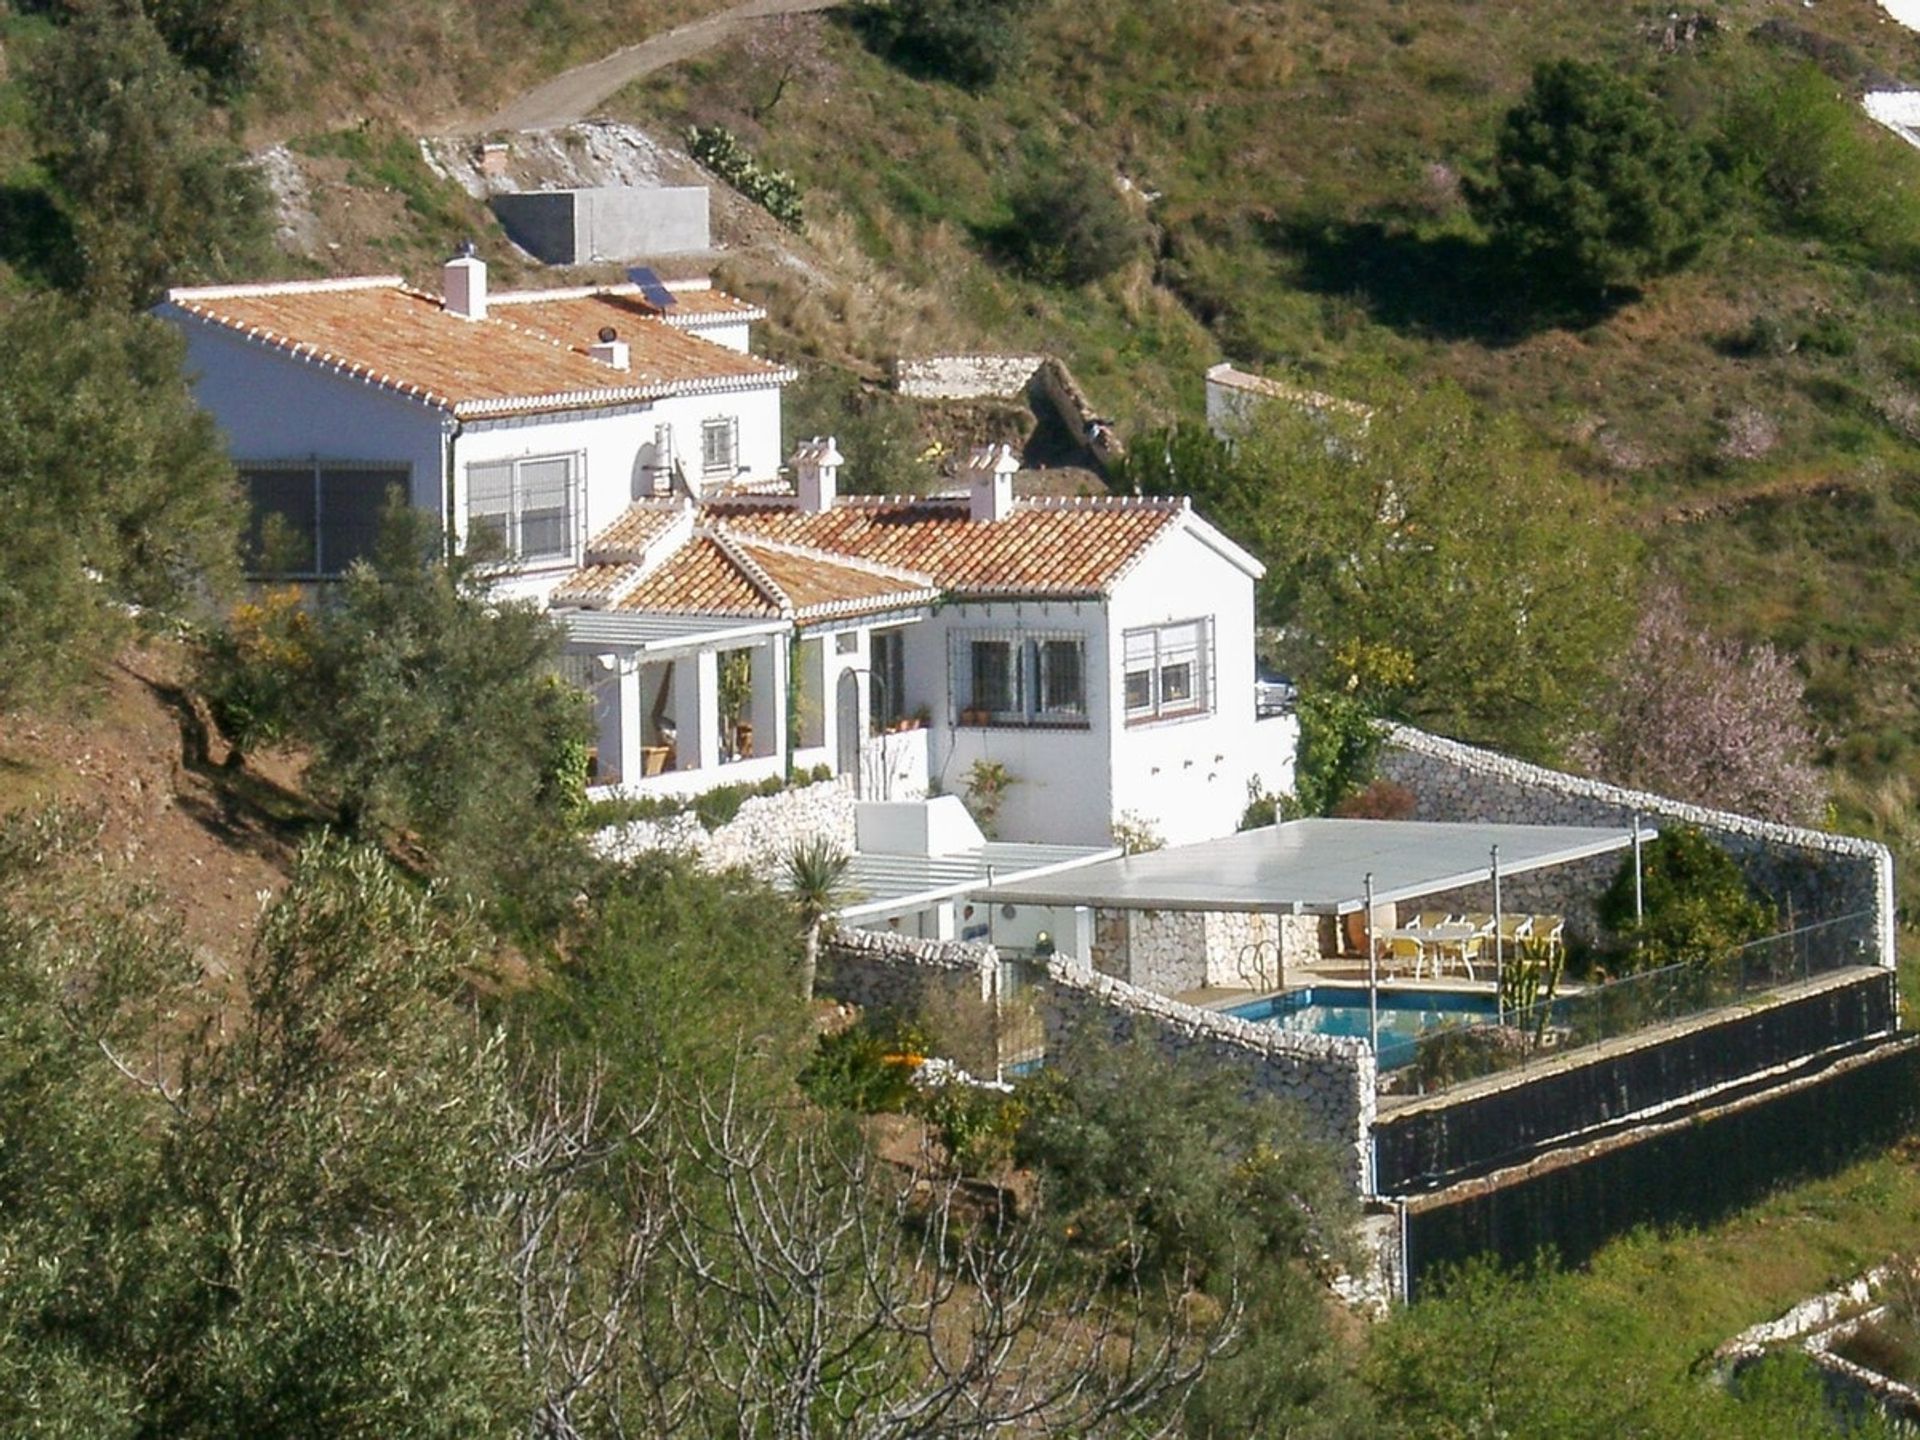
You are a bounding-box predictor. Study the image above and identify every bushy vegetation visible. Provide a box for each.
[852,0,1035,90]
[1599,826,1777,973]
[1470,58,1718,300]
[0,295,241,708]
[20,1,271,306]
[198,509,592,914]
[1000,155,1145,287]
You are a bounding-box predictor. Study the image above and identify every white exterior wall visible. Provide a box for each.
[170,314,784,604]
[173,323,448,515]
[445,382,784,606]
[1106,526,1266,846]
[910,598,1114,846]
[676,318,753,353]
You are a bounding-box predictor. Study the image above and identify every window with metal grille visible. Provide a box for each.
[949,630,1087,727]
[701,416,740,477]
[239,461,409,577]
[1123,618,1212,724]
[465,453,581,566]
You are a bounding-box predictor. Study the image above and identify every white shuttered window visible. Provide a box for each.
[466,453,581,566]
[1123,618,1212,723]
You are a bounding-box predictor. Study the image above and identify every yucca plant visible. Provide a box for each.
[787,836,853,1003]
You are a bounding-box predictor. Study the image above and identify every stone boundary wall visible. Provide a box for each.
[816,929,1378,1189]
[594,777,856,878]
[893,355,1046,401]
[1377,725,1896,966]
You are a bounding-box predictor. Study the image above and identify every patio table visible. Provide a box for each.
[1382,923,1482,980]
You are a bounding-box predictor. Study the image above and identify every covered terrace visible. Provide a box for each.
[985,817,1657,1042]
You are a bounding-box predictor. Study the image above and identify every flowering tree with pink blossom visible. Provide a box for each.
[1570,584,1826,824]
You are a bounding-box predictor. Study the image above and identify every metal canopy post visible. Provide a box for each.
[1364,871,1379,1057]
[1491,844,1503,1024]
[1631,812,1645,959]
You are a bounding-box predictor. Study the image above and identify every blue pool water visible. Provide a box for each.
[1225,987,1498,1068]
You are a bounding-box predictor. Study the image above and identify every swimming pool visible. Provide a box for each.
[1225,987,1498,1068]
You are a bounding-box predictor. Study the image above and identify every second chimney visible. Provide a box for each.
[793,435,844,513]
[590,325,630,371]
[965,442,1019,523]
[443,243,488,321]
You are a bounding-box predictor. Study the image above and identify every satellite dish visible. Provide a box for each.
[626,265,677,310]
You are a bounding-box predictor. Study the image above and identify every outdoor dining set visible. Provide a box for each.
[1376,911,1566,982]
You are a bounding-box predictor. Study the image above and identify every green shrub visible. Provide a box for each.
[1469,58,1718,296]
[798,1014,933,1114]
[687,125,803,229]
[1597,826,1776,972]
[916,1080,1025,1173]
[1720,63,1920,262]
[852,0,1033,90]
[1001,158,1144,287]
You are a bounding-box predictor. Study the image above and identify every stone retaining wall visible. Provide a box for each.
[893,355,1046,400]
[817,928,1377,1188]
[1094,908,1323,992]
[1377,726,1895,964]
[595,776,856,879]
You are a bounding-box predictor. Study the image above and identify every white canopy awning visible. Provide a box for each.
[837,841,1120,923]
[984,818,1656,916]
[559,610,787,657]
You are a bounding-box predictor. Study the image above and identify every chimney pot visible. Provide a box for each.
[793,435,844,513]
[443,248,488,321]
[589,337,630,370]
[965,442,1018,523]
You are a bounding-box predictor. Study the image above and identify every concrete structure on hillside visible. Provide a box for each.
[491,185,711,264]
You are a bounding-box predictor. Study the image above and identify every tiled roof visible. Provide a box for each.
[587,499,686,561]
[727,536,938,620]
[615,537,772,616]
[551,562,643,605]
[704,495,1190,597]
[162,278,791,418]
[565,511,940,622]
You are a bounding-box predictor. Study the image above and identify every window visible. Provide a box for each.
[701,416,740,477]
[466,453,580,566]
[950,631,1087,727]
[871,628,907,727]
[239,461,408,577]
[1124,619,1212,723]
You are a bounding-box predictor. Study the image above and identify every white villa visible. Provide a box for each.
[161,251,1295,847]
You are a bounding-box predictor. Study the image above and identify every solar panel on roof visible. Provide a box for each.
[626,266,677,309]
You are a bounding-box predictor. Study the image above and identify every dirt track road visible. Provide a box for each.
[483,0,840,132]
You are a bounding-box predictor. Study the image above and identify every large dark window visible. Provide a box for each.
[240,462,408,577]
[870,627,907,727]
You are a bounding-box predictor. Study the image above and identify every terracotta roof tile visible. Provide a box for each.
[611,537,775,617]
[572,508,940,620]
[727,536,938,620]
[588,500,685,561]
[163,279,790,418]
[705,495,1187,597]
[552,562,641,605]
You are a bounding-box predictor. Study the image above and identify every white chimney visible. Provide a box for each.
[589,325,630,371]
[793,435,843,513]
[965,442,1019,523]
[443,243,487,321]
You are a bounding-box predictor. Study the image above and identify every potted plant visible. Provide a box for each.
[718,650,753,759]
